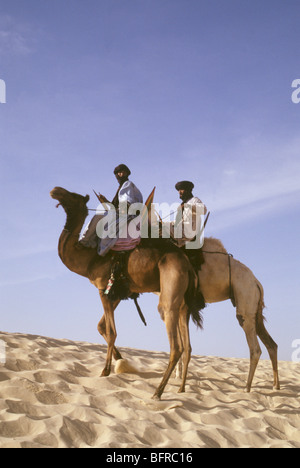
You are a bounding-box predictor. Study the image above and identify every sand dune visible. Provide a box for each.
[0,331,299,448]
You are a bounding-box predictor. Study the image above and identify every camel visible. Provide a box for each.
[50,186,280,397]
[50,186,203,400]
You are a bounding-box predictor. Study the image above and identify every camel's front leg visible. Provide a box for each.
[97,313,123,361]
[99,292,119,377]
[152,309,182,400]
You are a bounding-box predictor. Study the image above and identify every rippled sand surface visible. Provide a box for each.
[0,331,299,448]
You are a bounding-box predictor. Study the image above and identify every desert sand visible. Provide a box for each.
[0,330,299,448]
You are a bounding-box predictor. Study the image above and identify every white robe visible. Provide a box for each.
[79,180,143,256]
[171,196,207,249]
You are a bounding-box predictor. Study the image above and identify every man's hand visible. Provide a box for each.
[93,190,110,205]
[98,194,109,204]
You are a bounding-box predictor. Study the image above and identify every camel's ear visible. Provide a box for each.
[84,194,90,203]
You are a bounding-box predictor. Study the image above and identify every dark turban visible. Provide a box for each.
[175,180,194,191]
[114,164,131,176]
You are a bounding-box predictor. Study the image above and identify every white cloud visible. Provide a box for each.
[206,137,300,215]
[0,273,61,288]
[0,245,57,261]
[209,191,300,233]
[223,169,237,177]
[0,15,34,55]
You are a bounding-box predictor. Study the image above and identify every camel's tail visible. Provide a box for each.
[185,269,205,329]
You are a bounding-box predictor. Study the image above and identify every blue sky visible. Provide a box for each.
[0,0,299,361]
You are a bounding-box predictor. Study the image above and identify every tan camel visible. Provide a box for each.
[50,187,203,400]
[190,237,280,392]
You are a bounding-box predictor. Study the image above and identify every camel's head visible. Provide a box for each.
[50,187,90,212]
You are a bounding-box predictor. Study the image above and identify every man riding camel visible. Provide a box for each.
[79,164,143,256]
[171,180,207,270]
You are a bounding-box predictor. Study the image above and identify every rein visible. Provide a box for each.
[87,208,106,212]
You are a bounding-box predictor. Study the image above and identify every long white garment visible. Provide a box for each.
[79,180,143,256]
[171,196,207,249]
[118,180,143,206]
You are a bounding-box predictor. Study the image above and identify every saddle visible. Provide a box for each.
[183,247,205,272]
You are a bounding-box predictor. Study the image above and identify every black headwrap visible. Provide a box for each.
[114,164,131,176]
[175,181,194,191]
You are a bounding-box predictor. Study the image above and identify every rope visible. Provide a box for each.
[202,250,234,302]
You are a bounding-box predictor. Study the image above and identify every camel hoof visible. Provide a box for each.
[151,394,161,401]
[101,369,110,377]
[244,387,251,393]
[114,352,123,361]
[178,387,185,394]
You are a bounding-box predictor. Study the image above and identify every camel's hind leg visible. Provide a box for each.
[177,306,192,394]
[256,314,280,390]
[237,312,262,392]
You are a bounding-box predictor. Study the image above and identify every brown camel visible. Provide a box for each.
[51,187,280,396]
[50,186,203,400]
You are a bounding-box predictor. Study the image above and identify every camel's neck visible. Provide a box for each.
[58,204,95,278]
